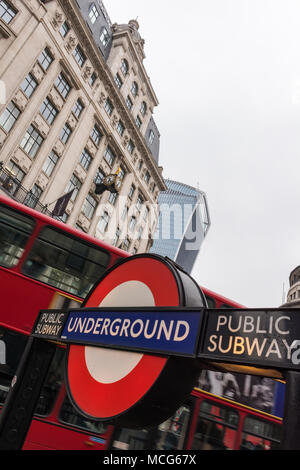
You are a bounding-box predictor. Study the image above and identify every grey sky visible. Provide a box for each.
[108,0,300,307]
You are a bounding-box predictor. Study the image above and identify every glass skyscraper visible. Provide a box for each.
[150,179,210,274]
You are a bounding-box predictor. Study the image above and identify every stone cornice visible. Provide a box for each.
[56,0,166,191]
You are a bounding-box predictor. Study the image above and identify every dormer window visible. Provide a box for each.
[148,129,155,145]
[89,3,99,24]
[100,27,109,48]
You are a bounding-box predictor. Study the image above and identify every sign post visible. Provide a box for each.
[280,371,300,450]
[1,254,300,449]
[0,337,56,450]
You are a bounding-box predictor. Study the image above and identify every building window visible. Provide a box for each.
[82,194,97,219]
[126,95,133,111]
[65,174,81,202]
[118,166,126,181]
[20,73,38,99]
[24,184,43,209]
[116,120,125,137]
[128,184,135,200]
[98,211,110,233]
[94,168,105,185]
[100,27,109,48]
[148,129,155,145]
[0,1,16,24]
[144,206,150,222]
[90,124,102,145]
[55,73,71,99]
[138,159,143,171]
[60,123,72,144]
[123,237,130,251]
[131,81,138,97]
[114,73,123,89]
[20,125,44,159]
[0,101,20,133]
[140,101,147,116]
[3,160,24,195]
[129,216,137,232]
[135,115,142,129]
[108,191,118,206]
[73,44,86,68]
[59,21,70,38]
[79,148,92,171]
[42,150,59,177]
[121,205,128,221]
[104,146,116,167]
[136,194,144,211]
[89,3,99,24]
[113,227,121,247]
[72,99,84,119]
[38,48,54,71]
[89,72,97,87]
[144,171,151,184]
[127,139,135,154]
[137,225,143,241]
[104,97,114,116]
[40,98,58,125]
[120,59,129,76]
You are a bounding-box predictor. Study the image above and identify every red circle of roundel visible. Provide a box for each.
[66,256,181,420]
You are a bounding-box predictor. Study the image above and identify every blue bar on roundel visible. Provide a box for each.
[61,309,203,357]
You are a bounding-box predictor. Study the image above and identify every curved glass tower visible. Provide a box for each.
[150,179,210,274]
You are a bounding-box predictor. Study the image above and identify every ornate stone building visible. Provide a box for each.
[0,0,165,253]
[281,266,300,307]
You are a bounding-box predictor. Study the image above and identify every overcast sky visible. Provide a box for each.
[108,0,300,308]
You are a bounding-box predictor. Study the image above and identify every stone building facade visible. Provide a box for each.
[281,265,300,307]
[0,0,165,253]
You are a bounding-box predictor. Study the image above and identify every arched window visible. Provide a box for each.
[131,81,138,97]
[121,59,129,76]
[140,101,147,116]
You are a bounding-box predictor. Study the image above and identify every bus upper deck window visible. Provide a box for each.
[0,205,35,268]
[205,296,216,309]
[22,226,110,297]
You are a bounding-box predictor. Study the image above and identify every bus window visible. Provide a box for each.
[59,395,108,435]
[0,327,28,404]
[155,405,191,450]
[22,226,110,297]
[205,296,216,308]
[111,404,191,451]
[240,416,282,450]
[191,400,239,450]
[0,205,35,268]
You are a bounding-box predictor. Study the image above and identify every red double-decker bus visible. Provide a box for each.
[0,194,283,450]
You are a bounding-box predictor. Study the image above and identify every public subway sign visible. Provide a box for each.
[200,308,300,370]
[34,307,300,370]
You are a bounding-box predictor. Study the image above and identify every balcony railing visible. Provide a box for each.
[0,165,63,221]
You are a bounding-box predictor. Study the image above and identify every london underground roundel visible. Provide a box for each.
[65,254,206,428]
